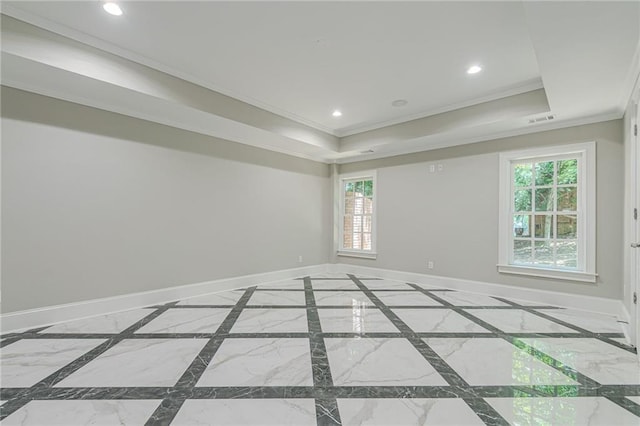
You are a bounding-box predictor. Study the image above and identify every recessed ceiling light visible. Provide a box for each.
[332,110,342,117]
[467,65,482,74]
[103,2,123,16]
[391,99,408,107]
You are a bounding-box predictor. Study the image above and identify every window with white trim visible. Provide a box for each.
[338,171,377,259]
[498,142,596,282]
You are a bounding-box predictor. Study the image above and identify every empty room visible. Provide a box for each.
[1,1,639,425]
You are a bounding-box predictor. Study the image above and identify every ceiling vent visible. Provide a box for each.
[528,114,555,124]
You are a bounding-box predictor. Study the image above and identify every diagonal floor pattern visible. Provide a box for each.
[1,274,638,425]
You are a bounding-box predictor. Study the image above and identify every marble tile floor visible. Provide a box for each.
[1,274,638,425]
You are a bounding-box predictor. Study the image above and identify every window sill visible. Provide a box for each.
[497,264,597,283]
[337,250,378,260]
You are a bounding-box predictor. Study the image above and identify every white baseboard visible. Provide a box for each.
[328,263,627,320]
[2,263,627,336]
[1,264,328,333]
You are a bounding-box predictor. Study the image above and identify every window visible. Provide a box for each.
[338,171,377,259]
[498,142,596,282]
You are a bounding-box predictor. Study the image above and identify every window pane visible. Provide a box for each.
[343,215,353,249]
[354,181,364,195]
[557,159,578,184]
[557,187,577,211]
[364,197,373,214]
[354,197,364,215]
[557,215,577,239]
[535,161,554,185]
[363,233,372,250]
[352,232,362,250]
[353,215,362,233]
[344,196,355,215]
[557,240,577,268]
[514,163,532,187]
[345,181,354,194]
[534,241,554,265]
[364,180,373,197]
[363,215,372,233]
[534,215,554,238]
[514,189,532,212]
[535,188,554,211]
[513,215,531,237]
[513,240,532,264]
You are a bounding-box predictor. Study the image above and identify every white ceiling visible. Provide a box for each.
[1,1,639,163]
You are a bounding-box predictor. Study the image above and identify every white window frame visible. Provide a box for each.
[497,142,596,282]
[338,170,377,259]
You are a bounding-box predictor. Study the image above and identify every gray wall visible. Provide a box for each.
[339,120,624,300]
[1,87,331,313]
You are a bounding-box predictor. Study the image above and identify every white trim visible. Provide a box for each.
[497,264,597,283]
[338,170,377,255]
[498,142,596,280]
[0,265,327,333]
[2,263,628,341]
[328,263,626,320]
[337,250,378,259]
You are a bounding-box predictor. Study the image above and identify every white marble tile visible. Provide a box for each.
[337,398,483,426]
[1,400,160,425]
[359,279,414,290]
[40,309,153,334]
[318,308,398,333]
[179,291,243,305]
[256,279,304,289]
[626,396,640,404]
[1,339,105,387]
[196,338,313,386]
[312,280,360,290]
[486,397,640,426]
[314,291,374,306]
[393,309,488,333]
[468,309,578,333]
[231,309,308,333]
[425,338,579,386]
[248,290,306,306]
[535,309,624,333]
[55,338,207,387]
[134,308,230,334]
[373,291,442,306]
[429,291,510,306]
[172,399,316,425]
[325,338,447,386]
[518,338,640,384]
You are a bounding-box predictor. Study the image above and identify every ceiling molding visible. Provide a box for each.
[335,78,544,137]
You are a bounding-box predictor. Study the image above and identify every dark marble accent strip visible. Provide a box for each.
[3,330,623,342]
[604,396,640,417]
[144,287,257,426]
[304,276,341,426]
[463,398,510,426]
[0,337,22,348]
[2,384,639,404]
[0,303,178,421]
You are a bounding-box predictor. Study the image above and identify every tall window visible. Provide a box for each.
[498,143,596,282]
[339,171,377,258]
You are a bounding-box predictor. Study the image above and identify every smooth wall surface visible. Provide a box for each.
[338,120,625,300]
[1,87,331,313]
